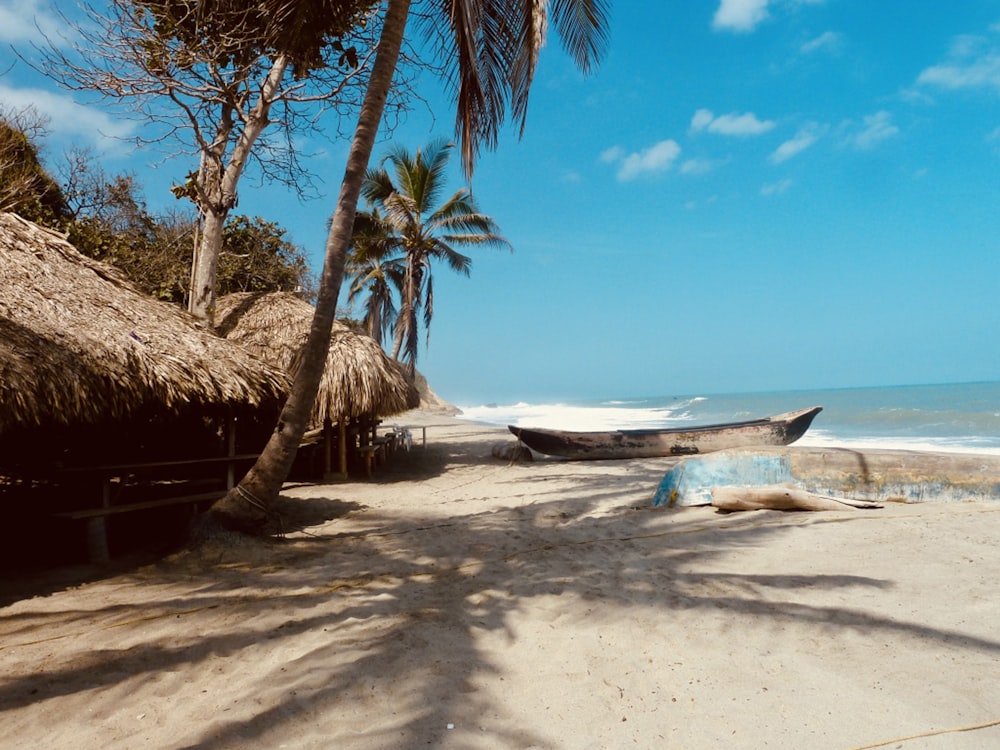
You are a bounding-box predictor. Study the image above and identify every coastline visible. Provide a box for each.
[451,380,1000,457]
[3,410,1000,748]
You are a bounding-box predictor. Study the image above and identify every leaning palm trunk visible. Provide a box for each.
[210,0,412,530]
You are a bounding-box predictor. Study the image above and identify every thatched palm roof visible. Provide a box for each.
[215,291,419,423]
[0,213,289,432]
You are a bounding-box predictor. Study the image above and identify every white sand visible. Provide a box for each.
[2,412,999,749]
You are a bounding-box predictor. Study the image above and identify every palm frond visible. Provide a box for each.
[428,238,473,275]
[380,192,422,237]
[413,138,455,212]
[551,0,610,75]
[422,0,609,175]
[423,269,434,347]
[428,187,479,222]
[439,232,509,253]
[360,166,396,205]
[435,210,509,239]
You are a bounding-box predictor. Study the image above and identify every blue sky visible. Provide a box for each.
[3,0,1000,406]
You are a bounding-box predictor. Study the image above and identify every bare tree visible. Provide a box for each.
[29,0,402,323]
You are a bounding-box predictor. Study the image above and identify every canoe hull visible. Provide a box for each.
[507,406,822,460]
[653,446,1000,507]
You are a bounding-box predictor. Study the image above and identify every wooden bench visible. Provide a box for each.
[55,491,226,565]
[53,454,260,564]
[374,433,397,458]
[58,453,262,487]
[357,432,405,478]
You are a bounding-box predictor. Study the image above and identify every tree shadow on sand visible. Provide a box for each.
[2,451,998,748]
[0,423,482,604]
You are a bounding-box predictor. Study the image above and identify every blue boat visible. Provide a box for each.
[653,446,1000,507]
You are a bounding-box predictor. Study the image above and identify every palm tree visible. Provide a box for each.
[346,209,405,346]
[211,0,609,532]
[358,139,511,374]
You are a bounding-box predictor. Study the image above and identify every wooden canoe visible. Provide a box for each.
[507,406,823,460]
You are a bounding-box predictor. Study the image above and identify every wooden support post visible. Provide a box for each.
[323,418,333,475]
[338,418,348,477]
[87,480,112,564]
[86,519,110,565]
[226,415,237,490]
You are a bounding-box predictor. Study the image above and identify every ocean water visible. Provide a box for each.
[455,381,1000,455]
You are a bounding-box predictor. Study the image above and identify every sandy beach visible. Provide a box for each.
[2,410,1000,749]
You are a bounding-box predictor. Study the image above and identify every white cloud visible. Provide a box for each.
[685,195,719,210]
[898,86,935,105]
[690,109,715,132]
[770,124,822,163]
[801,31,841,55]
[947,33,989,59]
[854,110,898,150]
[918,53,1000,91]
[680,157,723,175]
[713,0,824,34]
[690,108,775,136]
[761,178,792,196]
[986,125,1000,154]
[599,145,624,163]
[0,83,136,150]
[605,139,682,181]
[0,0,67,44]
[713,0,770,33]
[916,31,1000,92]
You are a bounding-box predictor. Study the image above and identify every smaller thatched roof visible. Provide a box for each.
[0,213,289,432]
[216,292,419,424]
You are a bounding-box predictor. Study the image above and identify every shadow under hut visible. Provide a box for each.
[0,213,289,563]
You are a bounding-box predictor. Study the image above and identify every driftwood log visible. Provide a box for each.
[711,485,883,512]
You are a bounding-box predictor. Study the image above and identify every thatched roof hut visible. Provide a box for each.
[215,291,419,425]
[0,213,289,434]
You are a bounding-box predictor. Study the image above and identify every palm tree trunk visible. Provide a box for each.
[209,0,413,531]
[390,258,418,364]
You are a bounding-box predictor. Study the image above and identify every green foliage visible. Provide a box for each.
[218,215,316,300]
[0,117,71,226]
[169,170,199,202]
[65,177,194,304]
[70,206,317,305]
[1,115,314,306]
